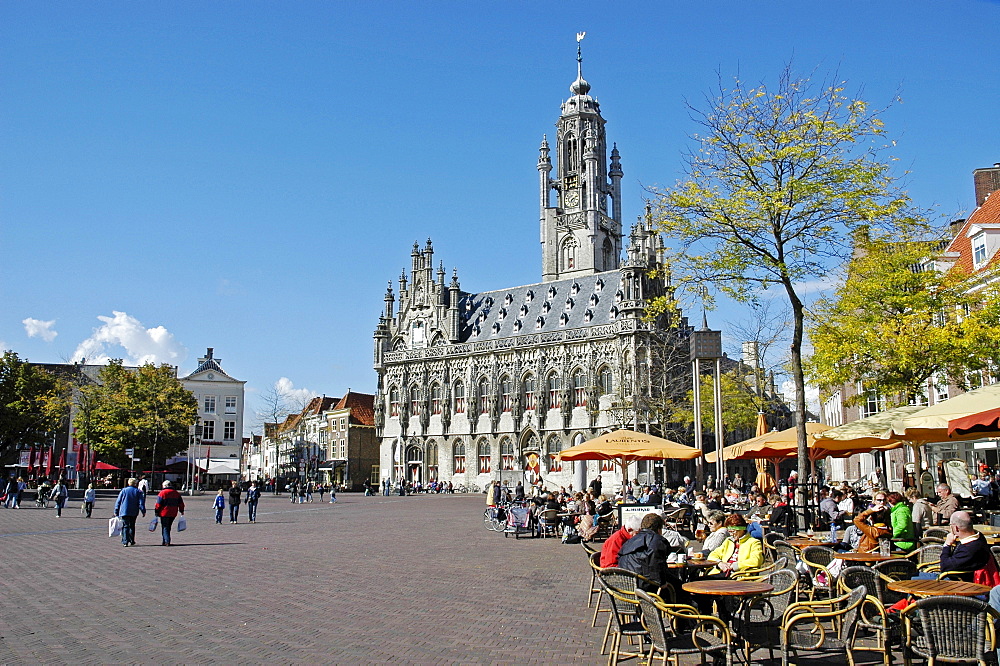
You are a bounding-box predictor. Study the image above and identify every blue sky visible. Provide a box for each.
[2,1,997,429]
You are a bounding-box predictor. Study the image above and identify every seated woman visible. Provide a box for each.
[706,514,764,577]
[852,493,892,553]
[887,491,916,551]
[700,511,729,557]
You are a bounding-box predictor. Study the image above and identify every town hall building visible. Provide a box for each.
[372,48,691,492]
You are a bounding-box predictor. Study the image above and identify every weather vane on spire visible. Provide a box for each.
[576,31,586,62]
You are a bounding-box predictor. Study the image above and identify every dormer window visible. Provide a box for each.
[584,309,593,322]
[609,306,618,320]
[491,322,501,335]
[525,290,534,303]
[559,313,569,326]
[503,293,513,306]
[498,307,507,321]
[514,320,522,332]
[973,233,989,267]
[615,290,624,303]
[565,298,574,311]
[519,304,529,317]
[595,278,604,292]
[589,294,599,306]
[547,286,557,299]
[535,316,545,330]
[571,283,580,295]
[542,301,551,314]
[472,324,481,336]
[484,297,494,308]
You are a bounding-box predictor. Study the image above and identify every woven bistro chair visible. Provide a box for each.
[732,567,799,662]
[733,556,790,581]
[800,545,838,603]
[780,584,867,666]
[599,574,649,665]
[923,526,950,540]
[909,543,944,572]
[538,508,561,538]
[597,568,662,656]
[635,589,732,666]
[871,557,917,582]
[901,595,1000,666]
[588,551,611,627]
[837,566,898,666]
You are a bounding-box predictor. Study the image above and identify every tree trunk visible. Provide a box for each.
[785,283,810,529]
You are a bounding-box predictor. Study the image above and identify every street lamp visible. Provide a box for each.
[689,318,724,488]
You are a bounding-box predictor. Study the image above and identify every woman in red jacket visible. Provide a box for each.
[155,480,185,546]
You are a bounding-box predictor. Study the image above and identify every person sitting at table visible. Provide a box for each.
[930,510,989,582]
[645,486,663,507]
[706,514,764,578]
[617,513,681,595]
[600,514,642,568]
[906,488,931,540]
[887,491,916,551]
[693,493,711,525]
[768,492,795,536]
[700,511,729,557]
[852,493,891,553]
[930,483,960,526]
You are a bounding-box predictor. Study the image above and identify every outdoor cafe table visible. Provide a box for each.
[887,579,991,598]
[667,558,718,579]
[834,552,906,564]
[787,538,841,549]
[682,580,775,597]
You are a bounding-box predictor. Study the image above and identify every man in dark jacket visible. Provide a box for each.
[938,511,990,581]
[113,477,146,547]
[616,513,676,591]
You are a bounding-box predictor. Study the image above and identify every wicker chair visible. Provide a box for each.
[901,595,1000,666]
[599,574,649,665]
[773,540,799,567]
[587,550,610,628]
[597,567,663,655]
[635,589,732,666]
[733,556,790,581]
[910,543,944,572]
[800,545,838,602]
[871,557,917,582]
[732,567,799,661]
[837,566,898,666]
[780,584,867,666]
[538,508,560,538]
[923,526,950,540]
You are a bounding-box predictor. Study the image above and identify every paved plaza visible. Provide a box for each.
[0,492,878,664]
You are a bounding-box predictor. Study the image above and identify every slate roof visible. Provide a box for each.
[459,270,624,342]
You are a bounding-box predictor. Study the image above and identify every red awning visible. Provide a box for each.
[94,461,121,470]
[949,407,1000,437]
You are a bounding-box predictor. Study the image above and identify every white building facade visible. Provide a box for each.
[180,348,247,468]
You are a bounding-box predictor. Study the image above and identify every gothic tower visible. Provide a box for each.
[539,39,624,282]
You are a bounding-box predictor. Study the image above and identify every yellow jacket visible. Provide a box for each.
[708,534,764,575]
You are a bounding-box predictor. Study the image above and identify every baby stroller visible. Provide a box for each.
[505,504,533,539]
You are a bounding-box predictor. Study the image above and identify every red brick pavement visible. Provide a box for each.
[0,494,874,664]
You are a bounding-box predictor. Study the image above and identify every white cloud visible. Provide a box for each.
[72,311,186,366]
[0,340,8,352]
[23,318,58,342]
[275,377,314,408]
[781,379,821,415]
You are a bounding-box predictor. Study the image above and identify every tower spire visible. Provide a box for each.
[571,31,590,96]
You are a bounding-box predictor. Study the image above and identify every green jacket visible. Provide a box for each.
[890,501,915,550]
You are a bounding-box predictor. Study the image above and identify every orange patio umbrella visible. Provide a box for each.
[558,429,701,479]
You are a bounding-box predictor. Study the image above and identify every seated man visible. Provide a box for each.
[930,483,960,526]
[600,514,641,568]
[934,510,989,581]
[617,513,677,591]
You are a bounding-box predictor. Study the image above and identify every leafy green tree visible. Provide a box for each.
[0,351,69,456]
[806,233,1000,405]
[74,360,198,469]
[667,369,760,436]
[650,66,921,499]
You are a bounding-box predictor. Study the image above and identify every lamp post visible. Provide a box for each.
[689,318,724,489]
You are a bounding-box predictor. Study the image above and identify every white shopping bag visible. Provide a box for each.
[177,515,187,532]
[148,516,159,532]
[108,516,123,538]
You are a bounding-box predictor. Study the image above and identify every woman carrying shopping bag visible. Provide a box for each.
[154,480,185,546]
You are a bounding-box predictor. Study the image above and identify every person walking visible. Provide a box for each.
[4,474,19,508]
[113,478,146,547]
[329,483,337,504]
[245,481,261,523]
[214,489,225,524]
[154,480,185,546]
[49,478,69,517]
[305,480,314,503]
[228,481,242,523]
[83,483,96,518]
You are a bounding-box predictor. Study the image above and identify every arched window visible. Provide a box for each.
[603,238,614,270]
[547,435,562,473]
[478,439,491,474]
[599,366,613,395]
[565,134,577,171]
[561,236,578,271]
[389,386,400,417]
[431,383,442,415]
[410,384,421,416]
[453,441,466,474]
[500,438,515,471]
[454,380,465,413]
[522,375,536,411]
[548,373,561,408]
[573,369,587,407]
[500,376,513,412]
[478,378,490,415]
[427,442,438,481]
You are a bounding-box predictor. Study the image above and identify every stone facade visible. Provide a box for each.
[373,53,691,493]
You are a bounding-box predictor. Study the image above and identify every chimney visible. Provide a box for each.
[949,218,966,239]
[206,347,214,359]
[974,164,1000,207]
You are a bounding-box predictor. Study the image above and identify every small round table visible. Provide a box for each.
[887,579,991,598]
[834,552,905,564]
[682,580,775,597]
